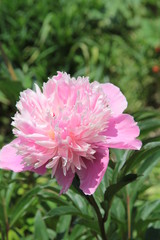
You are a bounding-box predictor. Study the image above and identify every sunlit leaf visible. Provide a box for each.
[34,211,49,240]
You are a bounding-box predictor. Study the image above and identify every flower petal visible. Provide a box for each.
[0,139,25,172]
[55,166,74,194]
[102,83,127,116]
[33,165,46,175]
[0,139,46,175]
[105,114,142,150]
[77,148,109,195]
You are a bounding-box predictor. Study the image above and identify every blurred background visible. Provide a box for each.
[0,0,160,239]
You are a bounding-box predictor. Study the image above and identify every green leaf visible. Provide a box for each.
[10,186,41,227]
[104,174,138,203]
[145,228,160,240]
[134,110,160,121]
[6,172,17,211]
[44,205,81,219]
[44,205,96,233]
[129,151,160,211]
[38,189,69,206]
[0,200,7,238]
[75,218,100,234]
[47,229,56,239]
[110,197,126,223]
[66,189,88,215]
[122,145,160,175]
[139,118,160,136]
[0,90,9,104]
[110,149,128,183]
[56,215,71,237]
[136,200,160,221]
[137,151,160,176]
[34,211,49,240]
[68,225,87,240]
[0,81,23,102]
[143,141,160,150]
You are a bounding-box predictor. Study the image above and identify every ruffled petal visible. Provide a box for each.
[0,139,46,175]
[55,167,74,194]
[77,148,109,195]
[0,139,25,172]
[105,114,142,150]
[102,83,127,116]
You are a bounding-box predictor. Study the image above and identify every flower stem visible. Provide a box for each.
[72,176,107,239]
[86,195,107,240]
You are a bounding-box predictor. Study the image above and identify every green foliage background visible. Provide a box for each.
[0,0,160,239]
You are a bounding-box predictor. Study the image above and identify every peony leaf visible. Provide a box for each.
[104,174,138,203]
[122,145,160,175]
[44,205,86,219]
[10,186,41,227]
[34,211,49,240]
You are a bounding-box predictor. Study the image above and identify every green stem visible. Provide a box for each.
[86,195,107,240]
[103,200,112,223]
[72,176,107,240]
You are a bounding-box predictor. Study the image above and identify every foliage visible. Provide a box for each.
[0,0,160,110]
[0,0,160,239]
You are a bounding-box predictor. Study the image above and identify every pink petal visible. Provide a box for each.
[0,139,46,175]
[33,165,46,175]
[0,139,25,172]
[102,83,127,116]
[55,167,74,194]
[105,114,142,150]
[77,148,109,195]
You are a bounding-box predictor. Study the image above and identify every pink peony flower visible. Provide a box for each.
[0,72,142,195]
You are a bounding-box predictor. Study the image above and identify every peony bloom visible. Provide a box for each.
[0,72,141,194]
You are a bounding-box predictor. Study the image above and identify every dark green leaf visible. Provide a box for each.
[0,81,23,102]
[139,118,160,136]
[104,174,138,202]
[145,227,160,240]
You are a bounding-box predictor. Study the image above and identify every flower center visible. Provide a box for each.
[48,130,55,140]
